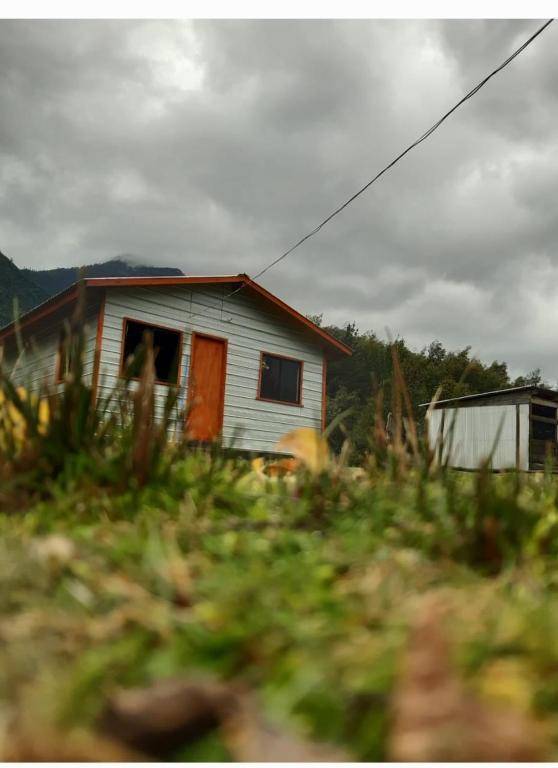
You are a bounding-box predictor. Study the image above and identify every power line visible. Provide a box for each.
[229,17,553,296]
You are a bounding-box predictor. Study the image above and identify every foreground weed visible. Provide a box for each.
[0,296,187,503]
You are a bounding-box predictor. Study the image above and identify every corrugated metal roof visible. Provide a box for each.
[420,384,558,408]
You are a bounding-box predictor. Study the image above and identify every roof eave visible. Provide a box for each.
[420,384,558,408]
[0,273,352,357]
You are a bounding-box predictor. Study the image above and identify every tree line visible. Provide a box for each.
[319,319,545,460]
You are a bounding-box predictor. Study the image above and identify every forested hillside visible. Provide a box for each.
[0,251,47,326]
[0,255,184,325]
[324,322,544,459]
[22,258,183,296]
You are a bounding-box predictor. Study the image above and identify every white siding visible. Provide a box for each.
[426,404,528,471]
[98,284,325,454]
[2,296,100,390]
[518,403,530,470]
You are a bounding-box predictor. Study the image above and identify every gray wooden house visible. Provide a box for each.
[0,274,351,454]
[423,385,558,471]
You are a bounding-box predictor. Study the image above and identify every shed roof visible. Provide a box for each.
[0,273,352,358]
[420,384,558,408]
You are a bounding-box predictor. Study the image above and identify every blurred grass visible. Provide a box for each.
[3,317,558,758]
[4,462,558,759]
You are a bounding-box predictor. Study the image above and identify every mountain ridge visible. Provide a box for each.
[22,257,184,297]
[0,255,185,327]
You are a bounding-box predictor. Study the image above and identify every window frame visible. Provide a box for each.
[119,316,183,387]
[256,350,304,407]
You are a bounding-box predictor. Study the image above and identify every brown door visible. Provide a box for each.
[187,333,227,441]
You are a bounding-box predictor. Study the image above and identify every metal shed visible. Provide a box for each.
[422,385,558,472]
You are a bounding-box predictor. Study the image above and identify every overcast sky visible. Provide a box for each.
[1,19,557,380]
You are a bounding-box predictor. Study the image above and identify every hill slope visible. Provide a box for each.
[22,257,184,297]
[0,255,185,325]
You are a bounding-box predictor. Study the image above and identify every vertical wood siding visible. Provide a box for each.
[98,284,325,453]
[426,404,529,470]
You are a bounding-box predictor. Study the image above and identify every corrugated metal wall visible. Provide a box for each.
[98,284,324,453]
[518,403,530,469]
[426,403,529,470]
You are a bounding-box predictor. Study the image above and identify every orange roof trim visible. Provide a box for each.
[0,273,352,357]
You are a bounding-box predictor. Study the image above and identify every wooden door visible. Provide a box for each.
[187,333,227,441]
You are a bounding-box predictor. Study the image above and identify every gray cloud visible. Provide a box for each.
[1,19,557,380]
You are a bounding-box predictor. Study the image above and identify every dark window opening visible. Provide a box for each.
[259,353,302,405]
[532,403,557,420]
[122,319,181,384]
[532,419,557,441]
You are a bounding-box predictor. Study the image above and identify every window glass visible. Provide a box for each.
[259,353,301,404]
[122,320,180,384]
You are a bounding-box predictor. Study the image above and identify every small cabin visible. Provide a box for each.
[423,385,558,472]
[0,274,351,454]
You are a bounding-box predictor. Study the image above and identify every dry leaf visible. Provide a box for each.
[99,573,151,601]
[98,676,350,761]
[266,458,300,477]
[275,428,329,474]
[162,555,193,607]
[2,724,146,762]
[98,677,236,758]
[251,456,299,478]
[31,534,76,567]
[223,690,350,762]
[388,594,548,761]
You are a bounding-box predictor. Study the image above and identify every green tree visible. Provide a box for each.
[324,323,517,462]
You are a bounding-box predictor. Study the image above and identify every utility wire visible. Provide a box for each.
[228,17,553,297]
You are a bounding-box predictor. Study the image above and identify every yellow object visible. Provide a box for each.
[477,657,533,713]
[275,427,330,474]
[0,387,49,451]
[250,457,267,477]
